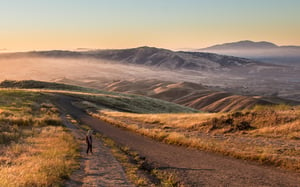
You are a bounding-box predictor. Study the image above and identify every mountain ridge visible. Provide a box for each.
[201,40,300,51]
[199,40,300,66]
[0,46,271,70]
[202,40,279,50]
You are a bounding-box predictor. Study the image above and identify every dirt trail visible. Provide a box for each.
[56,95,300,187]
[59,106,134,187]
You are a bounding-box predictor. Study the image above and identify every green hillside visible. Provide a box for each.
[0,80,199,114]
[0,80,100,93]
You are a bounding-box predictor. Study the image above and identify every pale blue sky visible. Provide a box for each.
[0,0,299,50]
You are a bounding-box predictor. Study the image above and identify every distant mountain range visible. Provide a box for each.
[201,40,300,51]
[199,40,300,66]
[202,40,279,50]
[0,46,271,71]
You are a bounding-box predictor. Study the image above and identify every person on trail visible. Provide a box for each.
[86,130,93,154]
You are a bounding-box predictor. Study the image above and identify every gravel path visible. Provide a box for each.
[57,95,300,187]
[60,106,134,187]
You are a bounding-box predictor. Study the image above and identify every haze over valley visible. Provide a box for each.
[1,46,300,103]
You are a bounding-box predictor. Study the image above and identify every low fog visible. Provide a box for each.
[0,56,300,102]
[199,48,300,67]
[0,57,218,83]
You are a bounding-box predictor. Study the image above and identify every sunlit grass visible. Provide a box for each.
[69,91,198,114]
[0,126,78,187]
[91,105,300,171]
[103,112,219,129]
[0,90,79,186]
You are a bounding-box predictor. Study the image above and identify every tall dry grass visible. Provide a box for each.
[0,90,79,186]
[90,105,300,171]
[0,126,78,186]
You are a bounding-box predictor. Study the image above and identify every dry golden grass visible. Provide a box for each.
[0,90,79,186]
[0,126,78,186]
[253,120,300,139]
[90,106,300,171]
[104,112,219,129]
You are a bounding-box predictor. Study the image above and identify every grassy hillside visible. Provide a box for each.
[99,79,299,112]
[0,80,100,93]
[65,91,199,114]
[0,90,79,186]
[88,105,300,171]
[1,80,198,114]
[2,80,298,172]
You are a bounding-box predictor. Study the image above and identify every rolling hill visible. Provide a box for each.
[98,79,297,112]
[0,80,198,114]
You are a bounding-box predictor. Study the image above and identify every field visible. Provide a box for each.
[0,80,199,185]
[1,80,299,186]
[0,90,79,186]
[8,80,297,172]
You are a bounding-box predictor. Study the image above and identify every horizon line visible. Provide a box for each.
[1,40,300,53]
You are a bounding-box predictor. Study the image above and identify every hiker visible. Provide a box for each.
[86,130,93,154]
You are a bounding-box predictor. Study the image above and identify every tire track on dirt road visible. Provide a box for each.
[58,102,134,187]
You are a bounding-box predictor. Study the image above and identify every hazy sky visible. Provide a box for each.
[0,0,299,51]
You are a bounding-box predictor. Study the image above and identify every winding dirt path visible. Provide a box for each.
[56,95,300,187]
[59,104,134,187]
